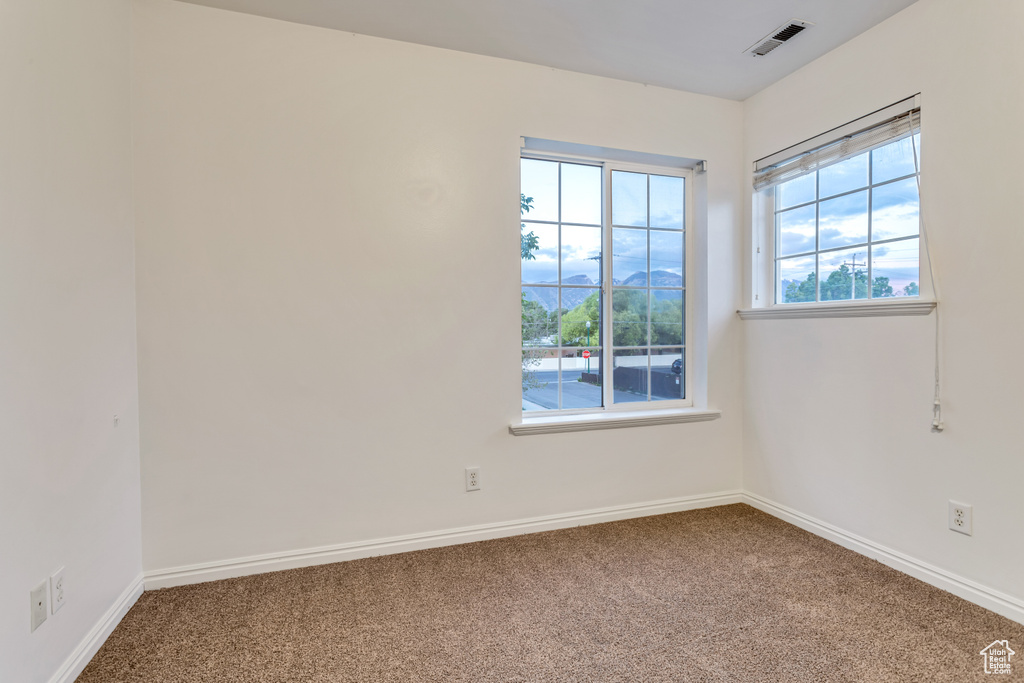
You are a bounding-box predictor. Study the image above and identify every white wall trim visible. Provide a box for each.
[743,492,1024,625]
[737,300,936,320]
[144,490,743,589]
[511,408,721,436]
[49,573,144,683]
[141,491,1022,626]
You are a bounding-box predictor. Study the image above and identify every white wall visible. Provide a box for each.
[0,1,142,681]
[743,0,1024,604]
[132,0,745,574]
[1,0,1019,676]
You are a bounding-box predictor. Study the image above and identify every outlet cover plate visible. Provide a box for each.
[465,467,481,492]
[50,567,65,614]
[30,582,48,632]
[948,500,973,536]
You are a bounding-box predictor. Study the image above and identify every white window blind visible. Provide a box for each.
[753,106,920,192]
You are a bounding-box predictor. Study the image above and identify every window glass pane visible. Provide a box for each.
[521,285,558,319]
[520,223,558,285]
[612,289,648,346]
[651,291,683,346]
[520,158,559,222]
[612,171,647,226]
[613,228,647,284]
[612,349,648,403]
[871,238,919,297]
[521,287,557,346]
[559,349,603,409]
[771,126,920,309]
[819,153,868,198]
[872,177,919,242]
[776,172,815,210]
[872,136,918,184]
[561,225,601,285]
[819,247,869,301]
[649,230,684,284]
[560,163,601,225]
[559,289,600,347]
[649,175,684,229]
[819,190,868,251]
[777,255,816,303]
[777,204,816,257]
[651,348,683,401]
[522,346,557,411]
[520,315,561,411]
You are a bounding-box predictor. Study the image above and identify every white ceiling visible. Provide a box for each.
[177,0,918,101]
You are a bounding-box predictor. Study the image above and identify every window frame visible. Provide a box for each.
[747,102,932,316]
[520,153,695,417]
[769,140,921,305]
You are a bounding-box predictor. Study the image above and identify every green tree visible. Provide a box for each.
[521,296,552,344]
[784,269,907,302]
[521,194,546,393]
[612,290,647,346]
[784,273,817,303]
[560,292,600,346]
[872,275,894,298]
[651,296,683,346]
[521,294,551,392]
[820,265,868,301]
[521,194,539,260]
[903,282,919,296]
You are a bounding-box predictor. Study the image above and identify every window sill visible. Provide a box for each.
[510,408,721,436]
[737,299,936,320]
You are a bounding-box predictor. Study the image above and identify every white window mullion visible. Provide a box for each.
[601,164,613,410]
[867,151,874,299]
[556,163,563,410]
[683,168,694,403]
[815,175,821,302]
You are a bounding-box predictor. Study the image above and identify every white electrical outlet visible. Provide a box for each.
[465,467,481,492]
[30,582,48,632]
[50,567,65,614]
[948,500,973,536]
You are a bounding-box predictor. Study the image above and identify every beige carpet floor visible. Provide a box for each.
[77,504,1023,682]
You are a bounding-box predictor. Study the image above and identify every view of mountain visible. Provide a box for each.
[523,271,682,312]
[621,270,683,288]
[522,275,595,311]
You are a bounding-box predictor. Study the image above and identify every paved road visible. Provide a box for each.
[523,369,649,410]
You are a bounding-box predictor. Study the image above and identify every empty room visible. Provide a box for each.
[2,0,1023,681]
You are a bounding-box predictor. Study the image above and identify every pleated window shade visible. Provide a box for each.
[753,109,920,192]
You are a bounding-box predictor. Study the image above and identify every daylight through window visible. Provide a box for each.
[760,109,921,304]
[521,157,689,413]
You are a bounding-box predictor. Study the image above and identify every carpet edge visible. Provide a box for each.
[142,490,743,590]
[49,572,144,683]
[743,491,1024,626]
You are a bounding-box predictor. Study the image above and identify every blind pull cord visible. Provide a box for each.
[911,129,943,433]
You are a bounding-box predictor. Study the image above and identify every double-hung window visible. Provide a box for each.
[754,100,922,306]
[520,155,691,415]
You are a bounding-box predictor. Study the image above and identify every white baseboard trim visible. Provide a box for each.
[743,492,1024,626]
[142,490,1022,626]
[49,572,144,683]
[144,490,744,590]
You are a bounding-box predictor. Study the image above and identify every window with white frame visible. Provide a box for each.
[755,104,921,305]
[520,156,691,414]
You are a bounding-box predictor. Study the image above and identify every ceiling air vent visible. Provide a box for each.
[745,19,813,57]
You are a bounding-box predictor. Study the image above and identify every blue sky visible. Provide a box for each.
[521,140,921,300]
[521,160,685,287]
[775,135,922,294]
